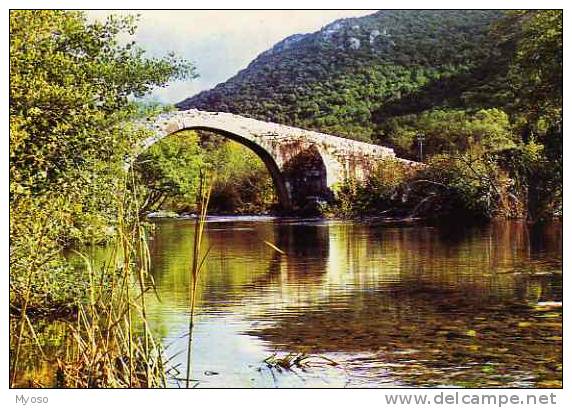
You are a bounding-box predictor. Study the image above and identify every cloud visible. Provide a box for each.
[87,10,376,104]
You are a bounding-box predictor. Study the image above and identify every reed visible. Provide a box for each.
[10,170,167,388]
[11,168,214,388]
[184,171,213,388]
[53,169,165,388]
[10,216,50,387]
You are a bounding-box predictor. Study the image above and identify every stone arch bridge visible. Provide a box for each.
[138,109,414,212]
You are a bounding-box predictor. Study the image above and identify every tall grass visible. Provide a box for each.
[10,171,166,388]
[10,168,215,388]
[185,172,212,388]
[53,170,165,387]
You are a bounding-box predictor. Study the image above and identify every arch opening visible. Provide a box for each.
[138,125,293,213]
[281,145,332,212]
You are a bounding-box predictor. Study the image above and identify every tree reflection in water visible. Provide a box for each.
[12,219,562,388]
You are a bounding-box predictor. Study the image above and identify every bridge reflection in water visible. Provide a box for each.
[141,218,561,388]
[12,218,561,388]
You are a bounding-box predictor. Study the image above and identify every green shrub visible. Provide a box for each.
[10,10,193,310]
[330,159,414,217]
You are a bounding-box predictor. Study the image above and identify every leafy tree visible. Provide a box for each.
[134,131,205,214]
[380,108,517,159]
[10,11,194,197]
[10,10,195,308]
[490,10,562,220]
[133,131,277,214]
[207,139,276,213]
[493,10,562,128]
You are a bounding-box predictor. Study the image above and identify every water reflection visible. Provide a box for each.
[13,219,562,388]
[141,219,561,388]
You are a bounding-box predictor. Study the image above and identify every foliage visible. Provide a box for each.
[8,9,563,388]
[330,144,535,221]
[9,10,195,310]
[493,10,562,128]
[330,159,414,217]
[490,10,563,220]
[133,132,277,214]
[9,8,563,334]
[11,189,170,388]
[495,139,562,221]
[178,9,561,220]
[418,150,516,220]
[133,131,205,214]
[380,108,516,160]
[207,139,276,213]
[180,10,503,142]
[9,194,87,311]
[10,11,193,199]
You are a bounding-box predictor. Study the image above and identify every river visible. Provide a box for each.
[14,218,563,388]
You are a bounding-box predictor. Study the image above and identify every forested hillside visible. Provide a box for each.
[177,10,562,221]
[178,10,507,143]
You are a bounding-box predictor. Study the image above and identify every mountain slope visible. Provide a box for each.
[177,10,508,143]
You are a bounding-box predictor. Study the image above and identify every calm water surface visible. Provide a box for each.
[15,218,563,388]
[143,218,562,388]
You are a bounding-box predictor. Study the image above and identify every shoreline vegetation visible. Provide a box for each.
[9,10,562,388]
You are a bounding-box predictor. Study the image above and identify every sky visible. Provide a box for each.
[87,10,376,104]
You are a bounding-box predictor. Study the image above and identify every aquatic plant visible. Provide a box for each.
[185,171,213,388]
[10,171,166,388]
[263,352,338,370]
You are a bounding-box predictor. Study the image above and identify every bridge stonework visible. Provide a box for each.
[140,109,411,212]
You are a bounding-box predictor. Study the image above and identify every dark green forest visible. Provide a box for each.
[180,10,506,142]
[176,10,562,221]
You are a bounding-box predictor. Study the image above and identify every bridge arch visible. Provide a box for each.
[136,109,405,213]
[142,125,293,211]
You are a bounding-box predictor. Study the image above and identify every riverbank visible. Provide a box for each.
[144,209,563,227]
